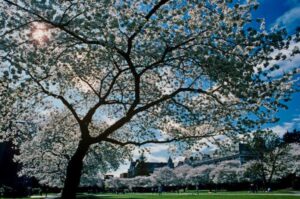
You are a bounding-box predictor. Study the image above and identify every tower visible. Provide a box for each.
[167,156,174,168]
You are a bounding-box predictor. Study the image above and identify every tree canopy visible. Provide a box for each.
[244,131,300,187]
[0,0,299,197]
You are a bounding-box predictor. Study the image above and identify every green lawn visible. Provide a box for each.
[25,192,300,199]
[72,193,300,199]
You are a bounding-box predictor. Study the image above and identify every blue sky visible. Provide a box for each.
[254,0,300,33]
[110,0,300,177]
[254,0,300,132]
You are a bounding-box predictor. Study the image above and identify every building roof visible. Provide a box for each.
[127,156,174,177]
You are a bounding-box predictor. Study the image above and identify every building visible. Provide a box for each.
[124,143,255,178]
[104,175,114,180]
[180,143,256,167]
[119,173,128,178]
[127,154,174,178]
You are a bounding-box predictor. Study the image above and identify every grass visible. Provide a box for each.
[74,194,300,199]
[73,192,300,199]
[26,191,300,199]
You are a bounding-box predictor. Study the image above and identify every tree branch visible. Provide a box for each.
[139,36,197,75]
[77,76,100,98]
[127,0,171,54]
[0,20,37,37]
[82,69,125,125]
[91,86,213,143]
[7,60,82,123]
[33,80,82,123]
[3,0,106,46]
[103,134,214,147]
[115,0,172,114]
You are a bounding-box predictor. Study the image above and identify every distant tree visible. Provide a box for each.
[0,141,19,189]
[283,129,300,144]
[105,177,125,191]
[210,160,243,185]
[152,167,176,187]
[244,131,292,188]
[1,0,299,198]
[187,164,214,190]
[287,143,300,177]
[173,165,192,188]
[133,176,154,188]
[108,176,154,191]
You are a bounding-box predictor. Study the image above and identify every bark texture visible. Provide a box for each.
[61,140,90,199]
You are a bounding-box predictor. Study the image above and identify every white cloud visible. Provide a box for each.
[107,163,129,177]
[147,156,167,162]
[108,144,170,177]
[269,54,300,77]
[256,40,300,77]
[270,114,300,136]
[146,144,169,153]
[274,6,300,33]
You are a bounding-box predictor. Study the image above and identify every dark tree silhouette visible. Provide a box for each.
[283,129,300,144]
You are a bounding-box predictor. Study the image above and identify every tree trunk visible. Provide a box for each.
[61,140,90,199]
